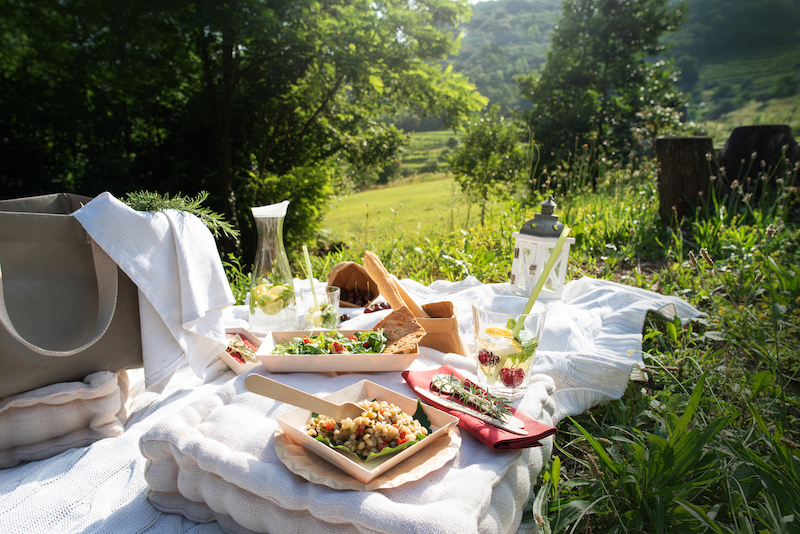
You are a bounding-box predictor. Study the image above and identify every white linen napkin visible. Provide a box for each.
[74,192,235,391]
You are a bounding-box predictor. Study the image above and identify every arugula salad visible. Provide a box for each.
[273,330,387,355]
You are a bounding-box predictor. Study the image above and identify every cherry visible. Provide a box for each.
[363,302,392,313]
[478,349,499,367]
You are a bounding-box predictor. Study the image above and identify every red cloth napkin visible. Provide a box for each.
[402,366,557,451]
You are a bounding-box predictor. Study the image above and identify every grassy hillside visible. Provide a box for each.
[324,177,477,244]
[684,44,800,143]
[397,130,463,175]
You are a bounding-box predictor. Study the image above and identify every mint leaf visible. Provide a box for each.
[515,327,540,363]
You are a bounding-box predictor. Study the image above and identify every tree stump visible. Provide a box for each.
[717,125,798,198]
[656,136,716,220]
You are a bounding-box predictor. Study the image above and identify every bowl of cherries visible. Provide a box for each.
[327,261,381,308]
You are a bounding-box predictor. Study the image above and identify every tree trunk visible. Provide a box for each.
[717,124,798,198]
[656,136,715,220]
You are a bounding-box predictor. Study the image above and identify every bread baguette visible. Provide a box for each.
[362,251,429,317]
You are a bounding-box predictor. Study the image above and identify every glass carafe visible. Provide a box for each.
[249,201,297,337]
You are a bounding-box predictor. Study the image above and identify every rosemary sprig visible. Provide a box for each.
[122,191,239,240]
[430,373,513,421]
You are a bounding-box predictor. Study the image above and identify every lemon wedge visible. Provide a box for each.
[485,326,514,338]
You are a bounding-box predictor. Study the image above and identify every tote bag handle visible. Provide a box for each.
[0,239,119,357]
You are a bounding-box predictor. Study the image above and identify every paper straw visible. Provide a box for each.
[302,245,319,309]
[512,225,570,337]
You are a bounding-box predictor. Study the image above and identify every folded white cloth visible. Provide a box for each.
[74,193,235,391]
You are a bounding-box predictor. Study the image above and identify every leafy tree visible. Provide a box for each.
[449,104,525,224]
[518,0,687,189]
[0,0,486,258]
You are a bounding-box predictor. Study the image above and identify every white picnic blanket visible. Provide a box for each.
[0,276,702,534]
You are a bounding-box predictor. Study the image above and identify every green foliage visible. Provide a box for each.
[668,0,800,61]
[449,0,562,112]
[519,0,688,182]
[449,104,526,224]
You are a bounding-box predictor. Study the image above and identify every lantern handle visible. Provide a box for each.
[512,225,571,338]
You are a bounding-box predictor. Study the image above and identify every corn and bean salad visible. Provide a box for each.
[305,399,429,460]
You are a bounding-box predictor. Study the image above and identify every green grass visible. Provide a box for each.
[324,176,487,244]
[397,130,463,174]
[698,44,800,90]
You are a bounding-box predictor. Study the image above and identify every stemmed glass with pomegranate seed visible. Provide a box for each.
[472,295,547,398]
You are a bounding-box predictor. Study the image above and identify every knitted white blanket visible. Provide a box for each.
[0,276,701,533]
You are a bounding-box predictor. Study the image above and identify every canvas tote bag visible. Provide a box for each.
[0,193,142,399]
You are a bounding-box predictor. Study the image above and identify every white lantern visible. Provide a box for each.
[510,196,575,301]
